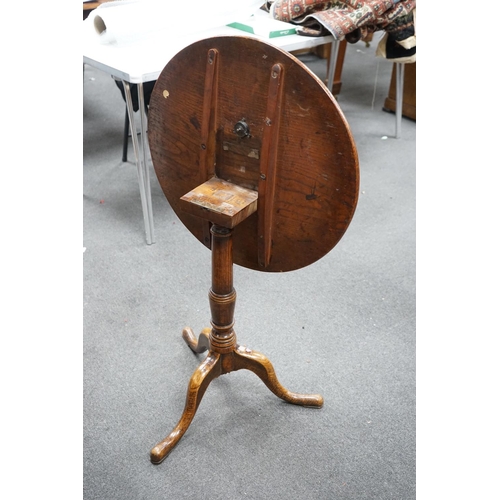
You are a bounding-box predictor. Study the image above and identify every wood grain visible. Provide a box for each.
[148,36,359,272]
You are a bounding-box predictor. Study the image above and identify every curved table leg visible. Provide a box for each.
[182,326,211,353]
[233,345,323,407]
[150,352,221,464]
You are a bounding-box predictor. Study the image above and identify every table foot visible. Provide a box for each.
[233,345,324,407]
[182,326,211,353]
[150,352,221,464]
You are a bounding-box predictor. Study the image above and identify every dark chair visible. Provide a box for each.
[114,80,157,162]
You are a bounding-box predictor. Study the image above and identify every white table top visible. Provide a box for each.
[83,8,333,83]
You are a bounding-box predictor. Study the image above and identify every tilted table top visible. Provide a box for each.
[148,36,359,272]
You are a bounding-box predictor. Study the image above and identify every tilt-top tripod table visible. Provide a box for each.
[147,35,359,464]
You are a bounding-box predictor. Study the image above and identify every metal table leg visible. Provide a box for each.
[395,62,405,139]
[123,80,155,245]
[326,40,339,94]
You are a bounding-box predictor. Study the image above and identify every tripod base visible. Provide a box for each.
[150,327,324,464]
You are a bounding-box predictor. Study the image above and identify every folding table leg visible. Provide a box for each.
[395,62,405,139]
[326,39,339,93]
[123,80,155,245]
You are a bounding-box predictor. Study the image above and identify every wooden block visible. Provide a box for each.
[180,177,258,229]
[314,44,331,59]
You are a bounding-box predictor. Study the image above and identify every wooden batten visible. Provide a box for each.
[257,63,284,268]
[199,48,220,245]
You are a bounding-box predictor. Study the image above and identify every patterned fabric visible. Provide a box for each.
[268,0,416,62]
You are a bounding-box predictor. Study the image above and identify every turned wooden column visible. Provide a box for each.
[209,225,237,354]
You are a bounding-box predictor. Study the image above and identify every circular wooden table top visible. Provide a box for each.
[148,35,359,273]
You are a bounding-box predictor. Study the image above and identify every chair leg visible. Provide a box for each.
[122,108,129,162]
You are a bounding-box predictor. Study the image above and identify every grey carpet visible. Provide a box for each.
[83,35,415,500]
